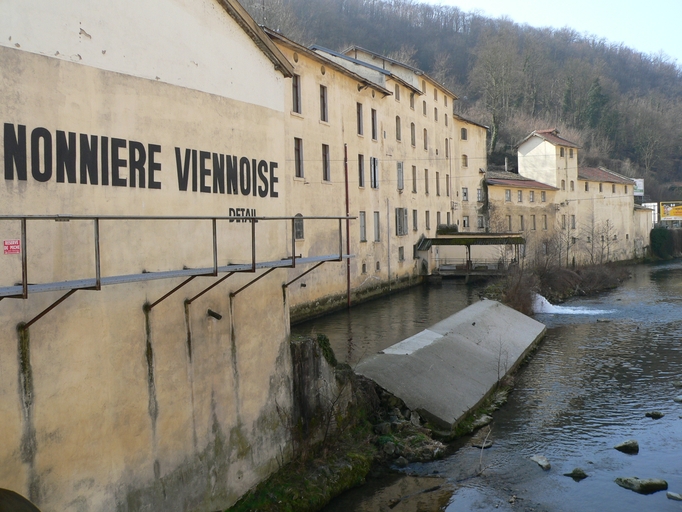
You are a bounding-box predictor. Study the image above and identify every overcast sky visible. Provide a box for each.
[427,0,682,66]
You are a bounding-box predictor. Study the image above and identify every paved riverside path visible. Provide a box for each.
[355,299,546,429]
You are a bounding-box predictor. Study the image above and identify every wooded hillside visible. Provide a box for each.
[244,0,682,201]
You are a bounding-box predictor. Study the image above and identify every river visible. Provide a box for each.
[294,261,682,511]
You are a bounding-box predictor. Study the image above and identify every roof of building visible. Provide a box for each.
[578,167,635,184]
[263,29,391,96]
[517,128,580,149]
[453,114,489,130]
[486,170,558,190]
[309,44,415,94]
[219,0,293,77]
[341,45,459,100]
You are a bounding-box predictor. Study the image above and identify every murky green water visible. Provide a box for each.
[305,262,682,511]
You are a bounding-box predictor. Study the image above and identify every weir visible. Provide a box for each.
[355,299,546,430]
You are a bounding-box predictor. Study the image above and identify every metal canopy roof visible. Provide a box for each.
[417,233,525,250]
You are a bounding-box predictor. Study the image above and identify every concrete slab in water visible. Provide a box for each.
[355,299,546,429]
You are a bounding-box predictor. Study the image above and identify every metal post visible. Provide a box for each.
[21,218,27,299]
[251,219,256,272]
[212,218,218,276]
[291,218,296,268]
[94,218,101,290]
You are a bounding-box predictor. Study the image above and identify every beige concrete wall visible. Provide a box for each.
[0,7,299,510]
[454,120,488,233]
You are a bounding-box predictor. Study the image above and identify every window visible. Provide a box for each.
[625,185,628,193]
[543,215,548,230]
[322,144,330,181]
[444,95,448,107]
[437,212,441,226]
[412,209,418,231]
[506,215,512,231]
[397,162,404,191]
[394,84,400,100]
[571,214,576,229]
[376,261,381,271]
[412,165,417,193]
[445,139,449,158]
[410,123,416,146]
[562,214,566,229]
[463,216,469,228]
[359,211,366,242]
[462,187,469,201]
[462,154,468,167]
[395,116,401,141]
[599,183,603,192]
[425,210,431,230]
[356,103,363,135]
[319,85,328,122]
[410,93,415,109]
[434,88,438,101]
[424,169,429,194]
[423,129,428,150]
[561,179,565,191]
[436,172,440,196]
[294,213,304,239]
[445,114,448,126]
[477,215,484,229]
[560,147,565,157]
[370,157,379,189]
[396,208,408,236]
[529,190,534,202]
[531,214,536,230]
[447,212,451,224]
[517,190,523,202]
[422,79,426,93]
[585,181,589,192]
[371,109,377,140]
[519,215,524,231]
[422,100,427,116]
[626,233,629,240]
[358,154,365,187]
[505,189,511,202]
[612,184,616,193]
[434,107,438,121]
[477,188,483,202]
[541,191,546,202]
[398,246,405,261]
[294,137,304,178]
[461,128,468,140]
[362,262,367,274]
[292,74,301,114]
[569,148,574,158]
[446,174,450,197]
[373,211,380,241]
[570,181,574,191]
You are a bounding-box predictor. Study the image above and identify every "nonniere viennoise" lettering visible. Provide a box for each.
[3,123,279,198]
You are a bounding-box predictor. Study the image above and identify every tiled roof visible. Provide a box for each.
[486,171,557,190]
[517,128,580,149]
[578,167,634,184]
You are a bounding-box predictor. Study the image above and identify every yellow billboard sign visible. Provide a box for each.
[660,202,682,221]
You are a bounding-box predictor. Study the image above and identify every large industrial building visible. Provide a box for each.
[0,1,650,511]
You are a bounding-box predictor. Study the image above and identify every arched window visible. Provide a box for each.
[461,128,468,140]
[410,123,416,146]
[423,128,428,150]
[561,180,566,191]
[395,116,401,141]
[461,154,468,167]
[294,213,304,240]
[394,84,400,100]
[570,180,575,191]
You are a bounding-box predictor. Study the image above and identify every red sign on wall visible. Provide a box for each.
[3,239,21,255]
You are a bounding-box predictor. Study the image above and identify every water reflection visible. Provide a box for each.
[292,281,483,365]
[319,261,682,511]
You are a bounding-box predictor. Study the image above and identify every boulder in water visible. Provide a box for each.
[673,396,682,403]
[530,455,551,470]
[564,468,588,481]
[667,492,682,501]
[615,477,668,494]
[645,411,664,419]
[614,440,639,454]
